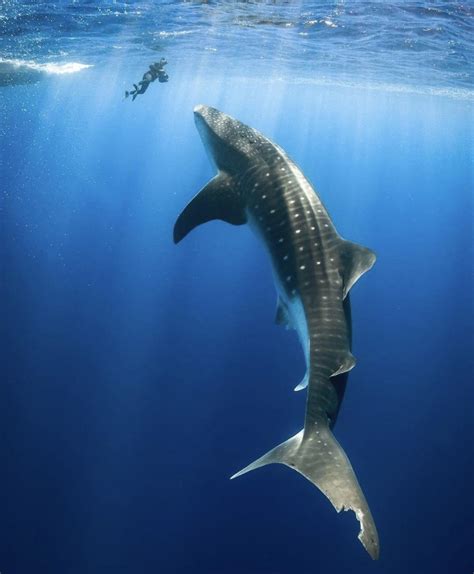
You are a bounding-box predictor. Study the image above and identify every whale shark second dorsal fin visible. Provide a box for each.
[173,172,247,244]
[331,352,357,377]
[340,240,376,300]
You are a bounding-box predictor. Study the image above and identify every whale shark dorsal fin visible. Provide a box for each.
[173,173,247,244]
[340,240,376,300]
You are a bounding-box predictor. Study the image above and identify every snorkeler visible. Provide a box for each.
[125,58,169,101]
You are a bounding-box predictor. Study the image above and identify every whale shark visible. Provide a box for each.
[174,105,379,559]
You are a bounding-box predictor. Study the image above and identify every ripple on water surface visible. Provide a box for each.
[0,1,472,96]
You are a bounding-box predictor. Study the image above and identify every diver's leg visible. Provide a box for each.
[138,81,150,94]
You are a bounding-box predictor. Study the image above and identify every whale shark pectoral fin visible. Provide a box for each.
[173,173,247,244]
[340,241,376,300]
[275,297,293,330]
[294,372,309,391]
[331,353,356,377]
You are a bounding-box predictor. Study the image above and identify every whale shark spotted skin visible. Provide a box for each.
[174,105,379,559]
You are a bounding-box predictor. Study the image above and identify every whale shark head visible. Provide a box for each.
[173,106,251,244]
[194,105,259,174]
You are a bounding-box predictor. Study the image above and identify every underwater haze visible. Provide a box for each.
[0,2,473,573]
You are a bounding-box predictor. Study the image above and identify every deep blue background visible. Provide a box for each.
[0,68,472,573]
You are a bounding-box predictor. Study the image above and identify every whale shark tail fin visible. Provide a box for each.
[230,426,379,560]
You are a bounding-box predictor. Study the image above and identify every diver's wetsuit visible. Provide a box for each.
[126,59,169,101]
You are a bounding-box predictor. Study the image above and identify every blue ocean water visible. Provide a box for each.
[0,2,473,573]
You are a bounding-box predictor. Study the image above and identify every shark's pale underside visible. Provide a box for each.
[174,105,379,559]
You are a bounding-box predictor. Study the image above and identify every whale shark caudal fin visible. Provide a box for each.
[339,240,376,300]
[231,425,379,560]
[173,173,247,243]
